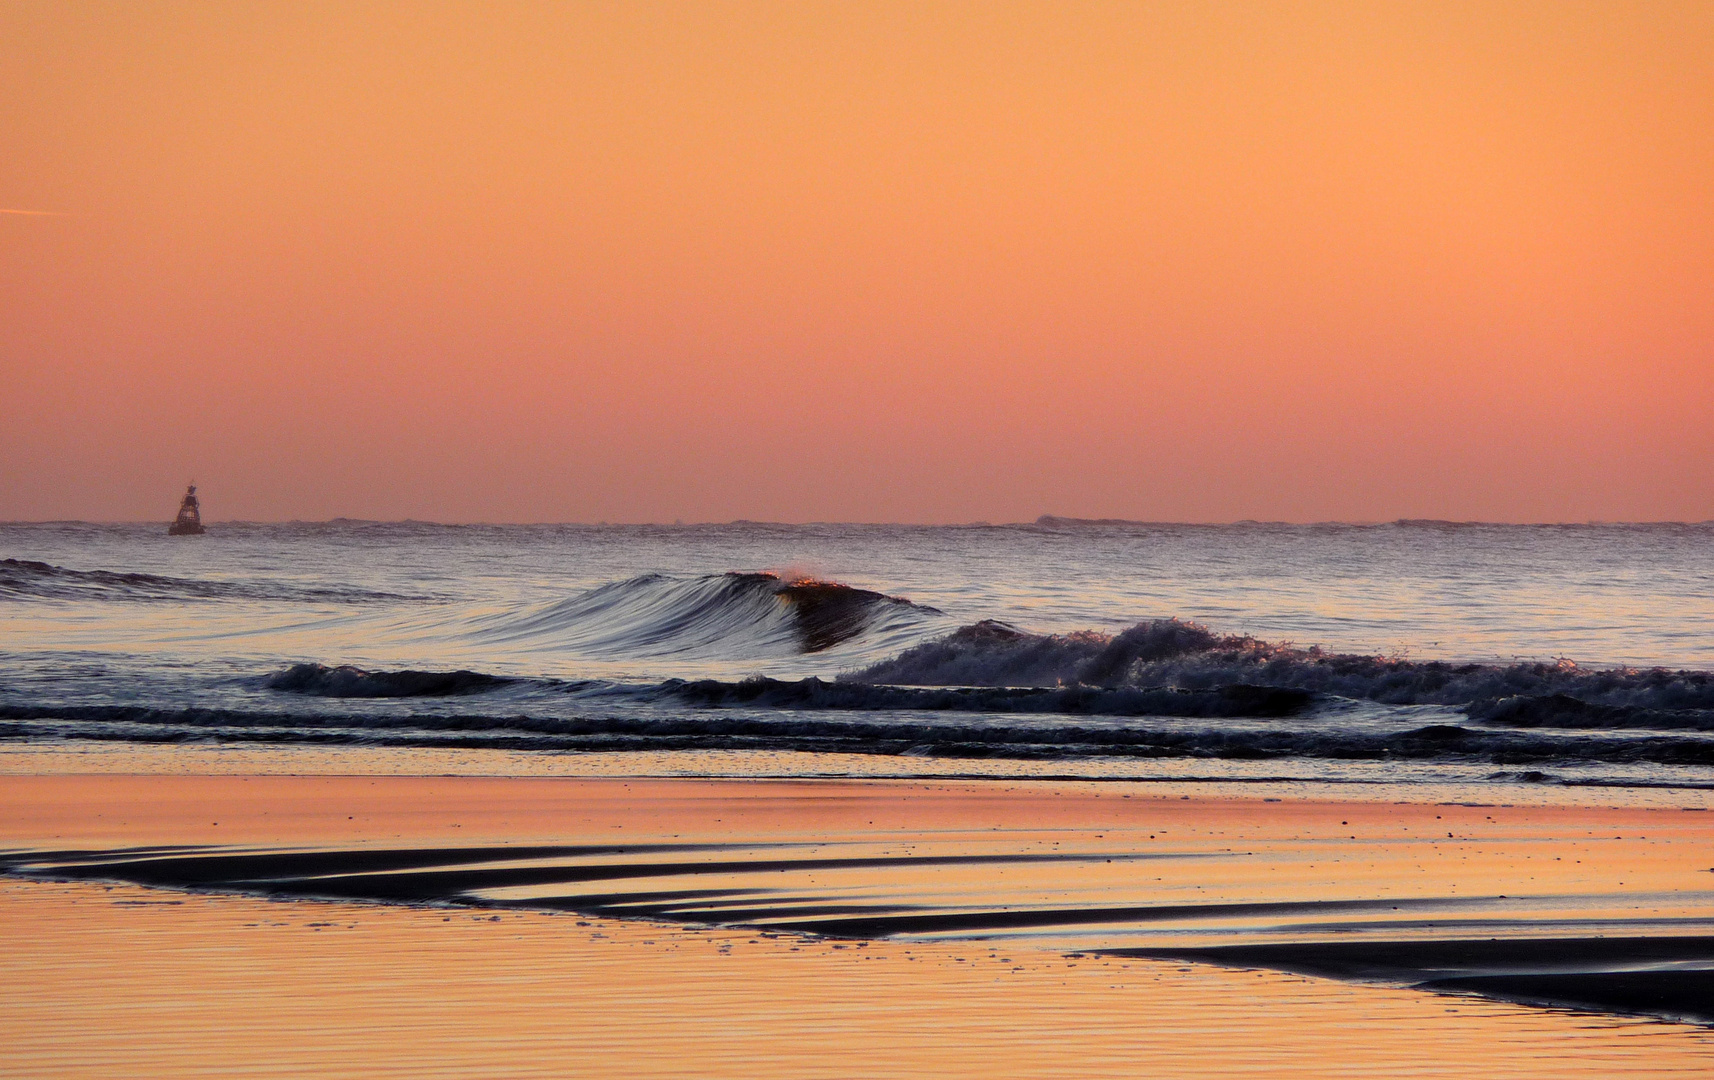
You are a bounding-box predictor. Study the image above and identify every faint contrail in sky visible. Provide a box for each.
[0,207,68,216]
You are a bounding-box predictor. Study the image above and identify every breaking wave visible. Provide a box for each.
[9,609,1714,767]
[0,557,422,604]
[469,572,946,658]
[0,560,947,664]
[849,619,1714,731]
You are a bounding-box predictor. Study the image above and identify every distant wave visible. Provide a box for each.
[0,557,424,604]
[849,619,1714,729]
[1030,516,1714,531]
[469,571,945,658]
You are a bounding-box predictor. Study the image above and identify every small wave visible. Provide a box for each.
[850,618,1714,728]
[262,663,517,698]
[657,676,1310,717]
[8,699,1714,766]
[1468,693,1714,732]
[0,557,423,604]
[473,572,943,658]
[248,662,1310,716]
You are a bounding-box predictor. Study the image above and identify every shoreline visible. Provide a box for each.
[4,740,1711,808]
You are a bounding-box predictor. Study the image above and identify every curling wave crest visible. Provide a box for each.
[466,571,946,660]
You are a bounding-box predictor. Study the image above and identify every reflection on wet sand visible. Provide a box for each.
[2,771,1712,1076]
[4,879,1712,1079]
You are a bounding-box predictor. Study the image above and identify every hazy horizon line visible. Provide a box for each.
[4,515,1712,529]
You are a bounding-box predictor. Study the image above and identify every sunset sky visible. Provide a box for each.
[3,1,1710,523]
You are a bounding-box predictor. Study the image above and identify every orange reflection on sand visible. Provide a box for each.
[4,878,1710,1080]
[3,773,1713,1077]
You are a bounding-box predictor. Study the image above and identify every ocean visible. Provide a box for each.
[4,519,1713,791]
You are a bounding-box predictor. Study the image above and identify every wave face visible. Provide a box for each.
[470,572,944,660]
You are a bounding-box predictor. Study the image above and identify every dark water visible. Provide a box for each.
[3,519,1713,789]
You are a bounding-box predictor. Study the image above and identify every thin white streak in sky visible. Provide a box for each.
[0,208,69,216]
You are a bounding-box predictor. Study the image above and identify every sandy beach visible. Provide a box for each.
[4,753,1711,1077]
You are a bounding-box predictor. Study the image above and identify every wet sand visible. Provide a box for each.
[3,769,1713,1076]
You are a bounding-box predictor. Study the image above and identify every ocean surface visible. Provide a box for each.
[4,519,1713,790]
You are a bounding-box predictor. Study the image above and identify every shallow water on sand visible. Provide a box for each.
[5,878,1711,1080]
[4,763,1713,1037]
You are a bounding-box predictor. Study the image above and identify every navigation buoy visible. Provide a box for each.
[168,483,206,535]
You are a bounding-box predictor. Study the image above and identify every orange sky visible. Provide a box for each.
[3,1,1711,523]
